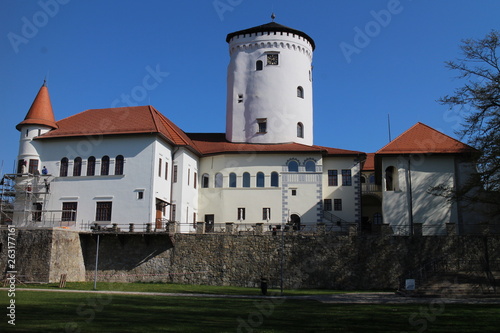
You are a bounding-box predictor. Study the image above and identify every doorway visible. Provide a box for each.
[205,214,214,233]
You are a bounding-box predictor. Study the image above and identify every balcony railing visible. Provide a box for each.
[362,183,382,193]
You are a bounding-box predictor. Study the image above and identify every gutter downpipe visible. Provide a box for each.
[408,156,414,236]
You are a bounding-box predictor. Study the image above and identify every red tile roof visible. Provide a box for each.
[16,82,58,130]
[362,153,376,171]
[38,105,195,148]
[188,133,365,156]
[376,122,477,155]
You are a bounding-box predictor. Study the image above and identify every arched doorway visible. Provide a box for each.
[290,214,301,230]
[361,194,382,232]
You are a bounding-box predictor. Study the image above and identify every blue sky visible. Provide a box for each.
[1,0,499,173]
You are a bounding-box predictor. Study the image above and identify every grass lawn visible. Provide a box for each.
[19,281,364,296]
[0,290,499,332]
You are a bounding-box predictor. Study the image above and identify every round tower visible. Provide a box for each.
[15,81,58,174]
[225,21,315,145]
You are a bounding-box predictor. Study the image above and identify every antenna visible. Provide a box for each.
[387,113,392,142]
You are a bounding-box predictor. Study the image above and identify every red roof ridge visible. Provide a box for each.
[376,122,476,155]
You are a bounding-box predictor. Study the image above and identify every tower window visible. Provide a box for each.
[287,160,299,172]
[256,60,263,71]
[29,159,39,175]
[229,172,237,188]
[271,172,279,187]
[243,172,250,188]
[257,118,267,133]
[267,53,279,65]
[297,122,304,138]
[238,94,244,103]
[305,160,316,172]
[385,166,398,191]
[202,173,209,188]
[297,86,304,98]
[256,172,265,187]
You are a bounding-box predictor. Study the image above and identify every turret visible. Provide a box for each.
[225,20,315,145]
[15,81,57,174]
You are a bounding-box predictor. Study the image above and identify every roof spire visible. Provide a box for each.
[16,80,58,131]
[271,12,276,21]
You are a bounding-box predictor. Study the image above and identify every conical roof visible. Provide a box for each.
[16,81,58,131]
[226,22,315,50]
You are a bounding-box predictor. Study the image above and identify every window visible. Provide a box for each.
[229,173,237,188]
[32,203,42,222]
[158,158,162,177]
[215,173,223,188]
[342,169,352,186]
[137,191,144,200]
[256,60,263,71]
[17,159,25,174]
[165,162,169,180]
[173,165,178,182]
[361,175,366,184]
[243,172,250,188]
[95,202,112,221]
[267,53,279,65]
[297,122,304,138]
[297,86,304,98]
[291,188,297,196]
[62,202,77,221]
[324,199,332,211]
[115,155,124,175]
[328,170,338,186]
[87,156,96,176]
[194,172,197,188]
[257,118,267,133]
[373,212,383,224]
[60,158,68,177]
[256,172,265,187]
[305,160,316,172]
[101,156,110,176]
[334,199,342,211]
[385,166,397,191]
[73,157,82,176]
[238,94,244,103]
[237,208,245,221]
[188,169,190,185]
[271,172,279,187]
[29,159,39,175]
[288,160,299,172]
[263,208,271,221]
[202,173,209,188]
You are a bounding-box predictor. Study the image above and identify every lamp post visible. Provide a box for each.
[93,233,100,290]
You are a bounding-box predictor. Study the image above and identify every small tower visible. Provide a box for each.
[15,81,58,174]
[225,20,315,145]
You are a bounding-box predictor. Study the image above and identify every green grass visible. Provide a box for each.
[0,290,499,332]
[20,281,361,296]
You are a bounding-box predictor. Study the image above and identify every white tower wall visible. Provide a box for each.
[226,29,314,145]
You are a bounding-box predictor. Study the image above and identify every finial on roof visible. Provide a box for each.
[271,13,276,21]
[43,78,47,87]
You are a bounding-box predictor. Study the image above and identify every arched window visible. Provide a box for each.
[101,156,110,176]
[373,212,383,224]
[243,172,250,188]
[271,172,279,187]
[87,156,96,176]
[297,122,304,138]
[115,155,124,175]
[360,175,366,184]
[60,158,68,177]
[288,160,299,172]
[73,157,82,176]
[202,173,209,188]
[297,86,304,98]
[215,173,223,188]
[256,172,265,187]
[305,160,316,172]
[385,166,398,191]
[229,173,237,187]
[256,60,263,71]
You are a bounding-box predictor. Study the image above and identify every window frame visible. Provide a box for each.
[95,201,112,222]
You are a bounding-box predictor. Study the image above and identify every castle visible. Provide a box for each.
[1,20,482,236]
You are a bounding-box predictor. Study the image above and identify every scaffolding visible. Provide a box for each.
[0,173,54,226]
